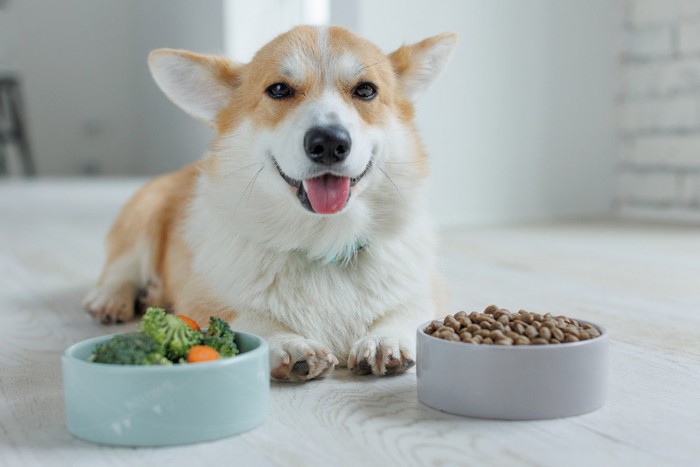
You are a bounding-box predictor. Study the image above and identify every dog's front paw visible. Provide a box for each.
[348,336,415,376]
[269,337,339,382]
[83,283,136,324]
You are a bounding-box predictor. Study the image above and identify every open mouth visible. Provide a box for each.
[273,159,371,214]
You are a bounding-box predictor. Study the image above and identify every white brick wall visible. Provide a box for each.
[617,0,700,221]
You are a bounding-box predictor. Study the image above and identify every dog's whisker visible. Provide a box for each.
[378,167,404,200]
[218,162,259,178]
[247,164,265,202]
[383,161,425,165]
[236,165,265,210]
[360,59,387,71]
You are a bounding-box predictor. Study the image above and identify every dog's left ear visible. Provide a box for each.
[389,32,458,101]
[148,49,242,126]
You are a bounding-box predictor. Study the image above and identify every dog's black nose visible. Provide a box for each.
[304,125,352,165]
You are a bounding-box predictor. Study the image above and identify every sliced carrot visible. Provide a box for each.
[187,345,219,363]
[177,314,201,331]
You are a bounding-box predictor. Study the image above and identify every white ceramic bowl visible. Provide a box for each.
[416,319,609,420]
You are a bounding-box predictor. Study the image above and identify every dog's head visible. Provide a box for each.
[149,26,456,262]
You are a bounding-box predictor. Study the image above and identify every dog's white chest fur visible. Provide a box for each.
[183,181,436,359]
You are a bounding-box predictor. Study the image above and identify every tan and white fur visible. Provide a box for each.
[84,26,457,381]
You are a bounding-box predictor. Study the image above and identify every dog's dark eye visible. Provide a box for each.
[353,82,377,100]
[266,83,293,99]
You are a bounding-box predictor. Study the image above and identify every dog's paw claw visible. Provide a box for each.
[270,338,337,382]
[83,284,136,324]
[348,336,415,376]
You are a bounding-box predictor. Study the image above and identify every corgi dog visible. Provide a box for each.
[84,26,457,381]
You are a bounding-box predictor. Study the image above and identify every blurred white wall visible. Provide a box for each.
[224,0,329,62]
[355,0,618,226]
[1,0,223,176]
[2,0,137,175]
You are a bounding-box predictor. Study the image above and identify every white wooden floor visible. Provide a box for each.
[1,179,699,467]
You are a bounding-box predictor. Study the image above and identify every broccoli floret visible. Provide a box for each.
[89,333,171,365]
[202,316,239,357]
[140,307,202,360]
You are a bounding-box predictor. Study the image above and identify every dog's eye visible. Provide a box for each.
[266,83,293,99]
[353,82,377,100]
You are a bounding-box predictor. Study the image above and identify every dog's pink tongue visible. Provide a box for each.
[304,174,350,214]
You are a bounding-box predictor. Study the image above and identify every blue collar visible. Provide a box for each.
[324,239,368,265]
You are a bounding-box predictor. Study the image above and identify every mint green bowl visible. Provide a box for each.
[62,331,269,446]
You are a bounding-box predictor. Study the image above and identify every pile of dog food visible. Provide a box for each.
[425,305,601,345]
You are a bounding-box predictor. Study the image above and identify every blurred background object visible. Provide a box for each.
[0,0,698,227]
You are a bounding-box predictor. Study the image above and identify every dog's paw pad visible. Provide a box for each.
[269,338,338,382]
[348,336,415,376]
[83,283,136,324]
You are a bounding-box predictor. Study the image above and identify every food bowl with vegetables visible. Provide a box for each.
[62,308,269,446]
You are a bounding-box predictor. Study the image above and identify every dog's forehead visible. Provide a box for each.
[259,26,385,86]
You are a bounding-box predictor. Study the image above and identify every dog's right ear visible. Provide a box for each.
[148,49,242,127]
[389,33,458,101]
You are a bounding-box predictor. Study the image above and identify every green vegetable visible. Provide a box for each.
[202,316,239,358]
[140,307,203,360]
[88,333,171,365]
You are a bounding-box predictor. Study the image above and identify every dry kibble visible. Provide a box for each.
[456,315,472,327]
[491,330,506,340]
[425,307,601,346]
[495,337,514,345]
[524,325,538,339]
[425,320,441,334]
[551,327,565,341]
[466,323,481,333]
[444,315,461,331]
[505,331,520,340]
[454,311,468,321]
